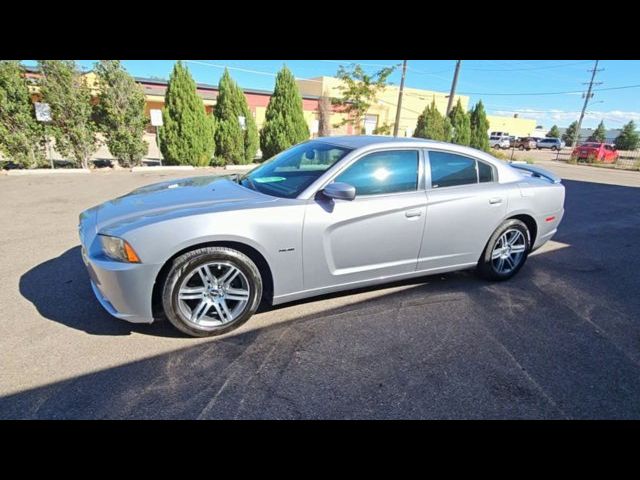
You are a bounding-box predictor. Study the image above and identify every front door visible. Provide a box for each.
[302,149,426,292]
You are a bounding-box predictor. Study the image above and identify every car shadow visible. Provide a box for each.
[18,246,183,338]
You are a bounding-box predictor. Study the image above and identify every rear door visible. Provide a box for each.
[418,149,508,271]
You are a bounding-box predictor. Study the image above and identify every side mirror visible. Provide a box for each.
[322,182,356,201]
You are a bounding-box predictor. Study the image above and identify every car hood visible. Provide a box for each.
[90,175,276,233]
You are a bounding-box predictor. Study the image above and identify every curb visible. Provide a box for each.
[6,168,91,176]
[130,166,195,173]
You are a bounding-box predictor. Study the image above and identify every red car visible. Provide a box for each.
[572,142,619,163]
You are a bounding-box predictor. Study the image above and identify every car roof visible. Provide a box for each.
[312,135,451,149]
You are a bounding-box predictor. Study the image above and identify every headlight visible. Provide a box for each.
[99,235,141,263]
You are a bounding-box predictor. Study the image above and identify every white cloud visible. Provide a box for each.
[491,108,640,127]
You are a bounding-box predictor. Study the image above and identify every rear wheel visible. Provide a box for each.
[477,219,530,281]
[162,247,262,337]
[519,145,525,151]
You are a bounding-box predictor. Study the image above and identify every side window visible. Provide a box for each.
[428,151,478,188]
[334,150,419,196]
[478,161,494,183]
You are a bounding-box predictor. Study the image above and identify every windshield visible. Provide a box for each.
[240,141,352,198]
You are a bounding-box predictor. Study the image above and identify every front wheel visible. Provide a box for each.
[162,247,263,337]
[477,219,530,281]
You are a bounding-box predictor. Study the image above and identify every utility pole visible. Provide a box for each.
[574,60,603,147]
[393,60,407,137]
[446,60,462,116]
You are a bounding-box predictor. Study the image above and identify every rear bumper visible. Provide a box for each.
[81,244,158,324]
[532,208,564,251]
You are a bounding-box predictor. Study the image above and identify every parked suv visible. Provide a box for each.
[514,137,537,151]
[536,138,565,151]
[572,142,619,163]
[489,135,510,149]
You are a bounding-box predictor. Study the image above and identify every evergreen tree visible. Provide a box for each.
[0,61,46,168]
[260,66,309,159]
[562,120,579,146]
[448,98,471,146]
[469,100,490,152]
[214,69,244,165]
[614,120,640,150]
[38,60,97,169]
[590,121,606,142]
[443,117,452,143]
[158,61,215,166]
[93,60,148,167]
[547,125,560,139]
[413,99,446,140]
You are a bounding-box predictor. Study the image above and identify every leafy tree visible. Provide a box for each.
[546,124,560,139]
[38,60,97,169]
[614,120,640,151]
[413,99,447,141]
[331,63,395,132]
[469,100,490,152]
[260,66,309,159]
[562,120,578,147]
[448,98,470,146]
[93,60,148,167]
[0,61,46,168]
[589,120,606,142]
[373,123,393,135]
[158,61,215,166]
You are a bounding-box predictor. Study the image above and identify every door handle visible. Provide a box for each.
[489,197,503,205]
[405,209,422,218]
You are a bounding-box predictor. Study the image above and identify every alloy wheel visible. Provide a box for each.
[177,261,251,328]
[491,228,527,275]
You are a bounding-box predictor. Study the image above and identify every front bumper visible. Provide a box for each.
[81,246,158,324]
[79,209,159,324]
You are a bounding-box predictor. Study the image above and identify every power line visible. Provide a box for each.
[183,60,324,83]
[464,60,592,72]
[458,83,640,96]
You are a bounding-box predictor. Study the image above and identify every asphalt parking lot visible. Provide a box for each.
[1,161,640,419]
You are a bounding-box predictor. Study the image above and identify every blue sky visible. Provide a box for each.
[23,59,640,129]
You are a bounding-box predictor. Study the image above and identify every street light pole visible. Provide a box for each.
[393,60,407,137]
[446,60,462,116]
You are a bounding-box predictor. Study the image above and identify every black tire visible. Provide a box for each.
[518,145,525,151]
[477,219,531,281]
[162,246,263,337]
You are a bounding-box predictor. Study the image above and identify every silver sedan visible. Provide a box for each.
[79,136,565,337]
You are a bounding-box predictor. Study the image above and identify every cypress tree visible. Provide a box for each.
[562,120,578,146]
[158,62,215,166]
[469,100,490,152]
[260,66,309,160]
[214,69,244,165]
[590,120,606,142]
[0,61,46,168]
[448,98,471,146]
[413,99,446,141]
[213,69,259,165]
